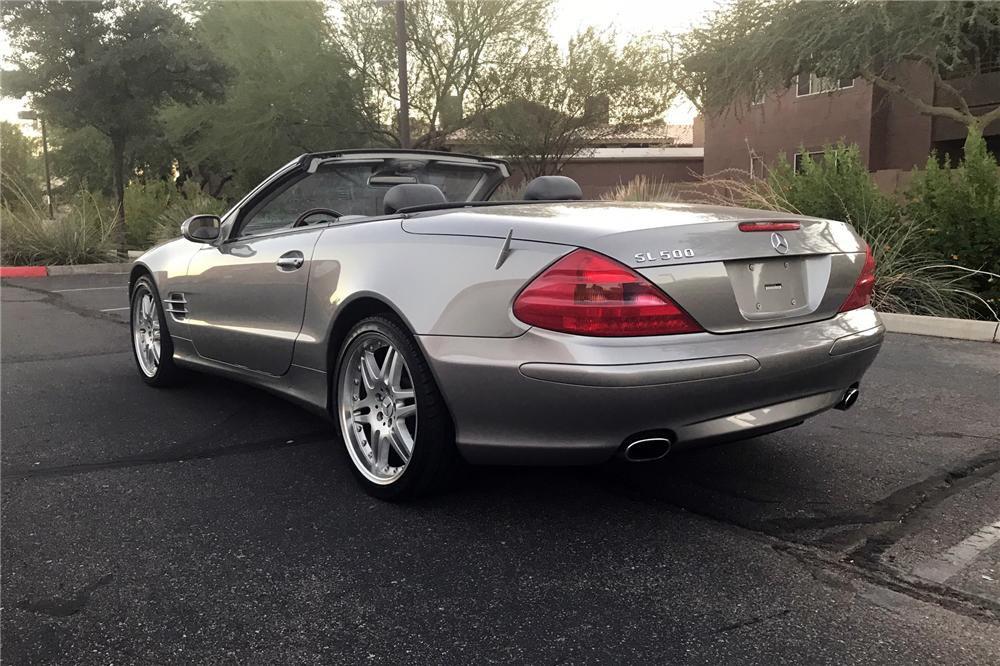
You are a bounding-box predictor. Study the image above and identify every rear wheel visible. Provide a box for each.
[130,275,182,387]
[335,315,459,500]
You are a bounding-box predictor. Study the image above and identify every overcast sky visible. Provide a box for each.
[1,0,721,127]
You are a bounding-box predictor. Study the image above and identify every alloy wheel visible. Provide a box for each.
[338,332,418,484]
[132,289,161,377]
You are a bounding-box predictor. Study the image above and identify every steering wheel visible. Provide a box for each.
[293,208,343,228]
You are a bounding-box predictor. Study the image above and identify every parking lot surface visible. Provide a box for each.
[3,273,1000,663]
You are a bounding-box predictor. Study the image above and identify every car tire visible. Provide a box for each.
[130,275,183,387]
[334,315,460,500]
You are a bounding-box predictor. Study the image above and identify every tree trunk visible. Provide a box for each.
[110,137,127,258]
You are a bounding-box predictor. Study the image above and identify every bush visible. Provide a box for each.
[602,175,678,202]
[694,145,994,320]
[905,128,1000,308]
[124,179,174,250]
[151,180,227,243]
[1,191,117,266]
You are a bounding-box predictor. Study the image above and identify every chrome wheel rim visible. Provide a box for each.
[338,333,418,484]
[132,289,161,377]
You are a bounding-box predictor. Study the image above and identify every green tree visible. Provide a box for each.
[2,0,227,254]
[679,0,1000,133]
[474,29,677,178]
[336,0,554,148]
[0,121,42,206]
[166,0,368,197]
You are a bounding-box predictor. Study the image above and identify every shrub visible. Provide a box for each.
[602,175,679,202]
[904,128,1000,308]
[1,191,117,266]
[124,179,174,249]
[694,145,995,320]
[151,180,227,243]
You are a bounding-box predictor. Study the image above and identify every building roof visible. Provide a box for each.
[444,122,694,148]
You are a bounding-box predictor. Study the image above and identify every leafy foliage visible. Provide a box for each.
[166,1,368,198]
[474,29,676,178]
[763,144,900,232]
[336,0,554,147]
[2,0,228,251]
[679,0,1000,129]
[0,122,42,207]
[905,128,1000,306]
[151,180,227,244]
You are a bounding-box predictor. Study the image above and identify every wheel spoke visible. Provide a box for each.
[391,422,413,463]
[395,401,416,420]
[384,346,403,388]
[393,388,415,401]
[373,429,391,470]
[360,350,380,391]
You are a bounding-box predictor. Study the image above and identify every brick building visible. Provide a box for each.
[703,66,1000,177]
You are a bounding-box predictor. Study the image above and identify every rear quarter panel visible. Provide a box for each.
[291,218,573,371]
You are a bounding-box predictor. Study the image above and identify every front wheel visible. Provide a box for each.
[130,275,183,387]
[335,315,460,500]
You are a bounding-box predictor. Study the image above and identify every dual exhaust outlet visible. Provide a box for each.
[622,385,860,462]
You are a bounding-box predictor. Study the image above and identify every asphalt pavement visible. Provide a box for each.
[2,273,1000,664]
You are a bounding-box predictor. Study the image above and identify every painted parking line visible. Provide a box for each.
[52,286,127,293]
[911,518,1000,584]
[101,307,130,312]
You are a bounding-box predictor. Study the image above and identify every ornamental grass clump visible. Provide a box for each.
[1,181,117,266]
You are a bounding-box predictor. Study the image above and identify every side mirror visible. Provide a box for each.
[181,215,221,243]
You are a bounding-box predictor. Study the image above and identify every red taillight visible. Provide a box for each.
[839,243,877,312]
[512,249,704,336]
[738,221,802,232]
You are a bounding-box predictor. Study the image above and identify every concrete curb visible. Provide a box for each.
[47,263,131,276]
[1,262,131,278]
[878,312,1000,343]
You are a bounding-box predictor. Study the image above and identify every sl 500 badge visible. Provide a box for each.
[634,248,695,263]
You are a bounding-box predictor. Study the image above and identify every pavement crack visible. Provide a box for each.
[711,608,790,635]
[1,431,330,480]
[18,573,113,617]
[2,281,128,326]
[845,449,1000,565]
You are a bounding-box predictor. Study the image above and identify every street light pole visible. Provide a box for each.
[17,110,54,218]
[39,117,54,219]
[394,0,411,148]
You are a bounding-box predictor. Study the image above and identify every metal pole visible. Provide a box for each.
[394,0,411,148]
[40,117,54,218]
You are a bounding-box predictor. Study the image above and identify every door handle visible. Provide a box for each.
[276,252,305,271]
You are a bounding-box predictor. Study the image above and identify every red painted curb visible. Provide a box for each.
[0,266,49,278]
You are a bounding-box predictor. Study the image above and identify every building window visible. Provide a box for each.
[750,153,765,179]
[796,73,854,96]
[793,150,827,173]
[793,149,849,173]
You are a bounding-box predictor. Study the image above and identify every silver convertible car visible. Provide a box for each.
[130,149,884,499]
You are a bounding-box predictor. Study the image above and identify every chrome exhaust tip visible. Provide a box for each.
[835,385,860,411]
[623,436,672,462]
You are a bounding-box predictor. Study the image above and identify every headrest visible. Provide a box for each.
[383,184,447,214]
[523,175,583,201]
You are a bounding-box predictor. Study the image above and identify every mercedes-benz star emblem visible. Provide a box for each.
[770,232,789,254]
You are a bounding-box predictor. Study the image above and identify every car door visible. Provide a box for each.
[185,171,335,376]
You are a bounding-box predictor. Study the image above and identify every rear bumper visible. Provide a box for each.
[419,308,884,465]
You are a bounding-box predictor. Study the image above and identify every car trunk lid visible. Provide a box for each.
[402,201,867,333]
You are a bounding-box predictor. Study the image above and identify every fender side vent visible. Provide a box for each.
[164,293,189,321]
